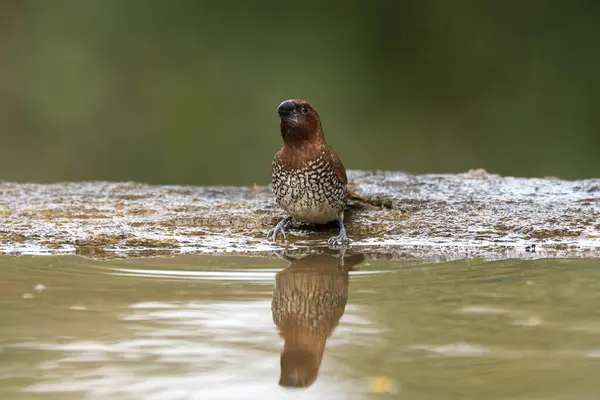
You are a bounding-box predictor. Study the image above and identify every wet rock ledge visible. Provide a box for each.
[0,170,599,261]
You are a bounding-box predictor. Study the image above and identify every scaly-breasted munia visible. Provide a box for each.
[268,99,349,244]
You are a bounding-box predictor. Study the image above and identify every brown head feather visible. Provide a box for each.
[279,99,325,147]
[276,99,347,185]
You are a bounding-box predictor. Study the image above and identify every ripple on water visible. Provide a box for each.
[109,268,280,281]
[11,298,373,399]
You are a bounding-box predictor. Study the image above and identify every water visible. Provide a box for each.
[1,253,600,399]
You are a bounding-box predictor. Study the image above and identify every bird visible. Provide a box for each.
[267,99,350,245]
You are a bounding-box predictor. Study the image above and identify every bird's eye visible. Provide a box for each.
[301,105,309,114]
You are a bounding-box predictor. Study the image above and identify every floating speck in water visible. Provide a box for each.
[22,293,34,299]
[368,376,399,394]
[34,284,46,292]
[69,306,87,311]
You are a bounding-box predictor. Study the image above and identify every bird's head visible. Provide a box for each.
[277,99,325,145]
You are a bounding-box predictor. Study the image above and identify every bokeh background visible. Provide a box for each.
[0,1,598,185]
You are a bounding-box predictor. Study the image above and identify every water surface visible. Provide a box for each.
[1,253,600,399]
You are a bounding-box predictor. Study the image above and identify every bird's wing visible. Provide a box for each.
[326,146,348,185]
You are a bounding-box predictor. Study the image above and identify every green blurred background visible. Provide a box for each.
[0,1,598,185]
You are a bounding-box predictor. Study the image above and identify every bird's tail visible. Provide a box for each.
[348,190,392,209]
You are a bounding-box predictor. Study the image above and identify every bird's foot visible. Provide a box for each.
[267,217,292,242]
[267,225,286,241]
[327,229,351,246]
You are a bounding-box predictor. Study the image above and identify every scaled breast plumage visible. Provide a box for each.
[272,154,347,224]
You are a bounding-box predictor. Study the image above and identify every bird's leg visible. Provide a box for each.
[267,216,292,241]
[327,213,351,245]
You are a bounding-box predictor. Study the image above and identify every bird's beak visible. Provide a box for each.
[277,100,298,123]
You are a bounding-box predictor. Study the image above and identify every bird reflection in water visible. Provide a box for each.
[271,250,365,388]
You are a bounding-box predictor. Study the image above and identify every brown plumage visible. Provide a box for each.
[267,99,350,244]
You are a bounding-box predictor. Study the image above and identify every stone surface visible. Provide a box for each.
[0,169,599,260]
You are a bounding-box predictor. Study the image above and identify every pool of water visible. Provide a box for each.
[1,252,600,399]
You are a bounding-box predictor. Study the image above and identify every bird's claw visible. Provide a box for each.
[267,226,286,241]
[327,232,351,246]
[267,217,291,242]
